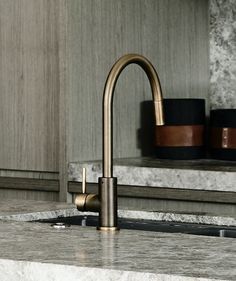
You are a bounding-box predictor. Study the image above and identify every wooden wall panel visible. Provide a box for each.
[0,189,58,202]
[0,0,209,202]
[0,0,60,171]
[67,0,209,163]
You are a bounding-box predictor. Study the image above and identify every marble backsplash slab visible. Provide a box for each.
[210,0,236,109]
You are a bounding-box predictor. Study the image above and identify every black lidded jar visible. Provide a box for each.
[210,109,236,161]
[155,98,206,160]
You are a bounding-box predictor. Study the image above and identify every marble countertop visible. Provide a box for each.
[0,199,236,227]
[69,158,236,192]
[0,199,78,221]
[0,199,235,280]
[0,219,235,281]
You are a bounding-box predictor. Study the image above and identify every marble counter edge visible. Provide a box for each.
[0,258,227,281]
[69,162,236,192]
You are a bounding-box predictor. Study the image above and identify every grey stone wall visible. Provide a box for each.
[210,0,236,109]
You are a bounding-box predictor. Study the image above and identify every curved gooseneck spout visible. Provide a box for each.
[75,54,164,231]
[103,54,164,178]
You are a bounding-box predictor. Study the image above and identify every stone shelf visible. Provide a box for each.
[69,158,236,192]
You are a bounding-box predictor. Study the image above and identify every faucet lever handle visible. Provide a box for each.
[82,167,86,194]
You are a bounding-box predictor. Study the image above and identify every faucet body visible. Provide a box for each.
[75,54,164,231]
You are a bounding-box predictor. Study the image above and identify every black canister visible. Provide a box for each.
[210,109,236,161]
[155,98,206,160]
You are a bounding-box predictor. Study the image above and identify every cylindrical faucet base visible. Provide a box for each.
[98,177,118,230]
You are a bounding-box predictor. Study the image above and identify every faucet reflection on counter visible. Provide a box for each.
[75,54,165,231]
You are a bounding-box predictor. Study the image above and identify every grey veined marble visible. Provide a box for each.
[0,199,236,228]
[210,0,236,109]
[0,220,235,281]
[0,199,79,222]
[69,158,236,192]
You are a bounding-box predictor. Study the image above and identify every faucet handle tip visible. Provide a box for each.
[82,167,86,194]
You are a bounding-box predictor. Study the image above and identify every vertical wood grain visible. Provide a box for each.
[67,0,209,163]
[0,0,60,171]
[58,0,71,201]
[0,189,58,201]
[0,0,209,202]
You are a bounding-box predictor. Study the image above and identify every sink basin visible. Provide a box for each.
[38,215,236,238]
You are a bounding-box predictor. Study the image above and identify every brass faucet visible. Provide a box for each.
[75,54,164,231]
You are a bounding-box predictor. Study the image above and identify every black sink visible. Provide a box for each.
[38,215,236,238]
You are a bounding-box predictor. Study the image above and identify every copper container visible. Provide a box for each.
[210,109,236,161]
[155,99,206,160]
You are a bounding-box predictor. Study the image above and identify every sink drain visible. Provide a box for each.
[51,222,71,229]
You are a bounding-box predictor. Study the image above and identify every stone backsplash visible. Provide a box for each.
[210,0,236,109]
